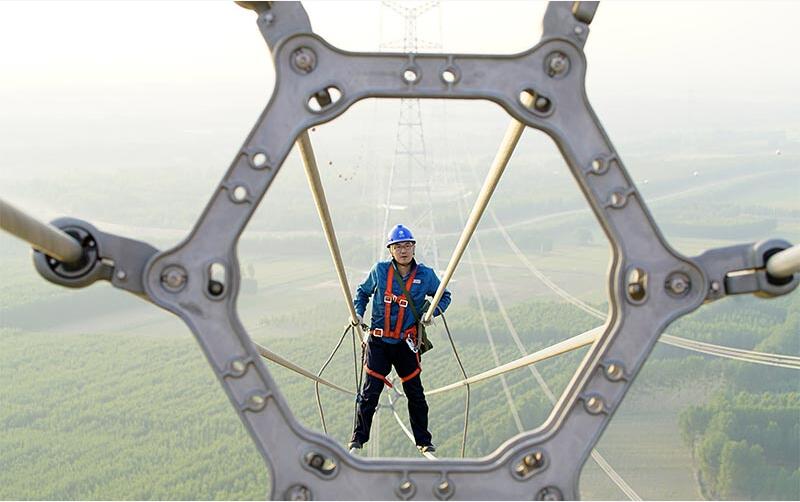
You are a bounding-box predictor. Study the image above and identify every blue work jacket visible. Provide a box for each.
[354,259,451,344]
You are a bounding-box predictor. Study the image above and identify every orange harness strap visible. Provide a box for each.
[365,264,422,387]
[364,365,393,388]
[383,265,418,340]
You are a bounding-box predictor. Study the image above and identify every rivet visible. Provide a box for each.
[711,280,721,292]
[534,96,551,113]
[116,270,127,280]
[573,25,584,35]
[609,191,626,208]
[626,267,648,302]
[285,484,311,501]
[605,362,625,381]
[584,395,605,414]
[537,486,563,501]
[591,158,606,174]
[231,360,246,374]
[250,394,266,409]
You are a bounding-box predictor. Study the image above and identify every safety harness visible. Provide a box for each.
[364,263,421,388]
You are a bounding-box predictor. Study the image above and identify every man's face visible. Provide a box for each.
[390,241,415,265]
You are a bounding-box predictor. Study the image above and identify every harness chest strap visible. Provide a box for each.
[383,265,418,340]
[362,264,422,388]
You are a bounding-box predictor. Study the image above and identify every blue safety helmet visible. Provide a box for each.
[386,224,416,248]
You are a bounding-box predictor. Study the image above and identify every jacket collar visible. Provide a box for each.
[391,258,417,278]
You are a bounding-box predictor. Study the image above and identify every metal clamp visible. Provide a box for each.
[32,217,158,297]
[693,239,799,302]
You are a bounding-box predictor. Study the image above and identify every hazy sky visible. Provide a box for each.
[2,2,799,96]
[1,1,798,184]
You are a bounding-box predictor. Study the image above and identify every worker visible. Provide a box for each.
[349,224,451,454]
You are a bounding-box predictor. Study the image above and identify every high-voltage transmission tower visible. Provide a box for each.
[380,0,442,270]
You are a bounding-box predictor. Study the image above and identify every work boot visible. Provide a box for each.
[348,440,363,453]
[417,444,436,454]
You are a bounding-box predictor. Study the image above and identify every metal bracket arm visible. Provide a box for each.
[236,1,312,53]
[693,239,799,302]
[32,217,159,298]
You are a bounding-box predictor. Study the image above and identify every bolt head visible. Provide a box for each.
[292,48,316,73]
[537,486,563,501]
[666,272,691,296]
[585,395,604,414]
[285,484,311,501]
[161,266,187,291]
[547,52,569,77]
[533,96,551,113]
[605,362,624,381]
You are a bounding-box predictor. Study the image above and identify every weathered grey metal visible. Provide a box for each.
[24,1,798,500]
[0,198,83,263]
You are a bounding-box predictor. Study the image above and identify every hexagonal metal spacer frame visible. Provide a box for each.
[125,2,794,500]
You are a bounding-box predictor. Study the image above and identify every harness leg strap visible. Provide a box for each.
[364,365,393,388]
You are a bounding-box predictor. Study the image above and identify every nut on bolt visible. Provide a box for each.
[398,479,415,497]
[666,272,691,296]
[285,484,312,501]
[546,52,569,77]
[292,47,317,73]
[537,486,563,501]
[160,265,187,292]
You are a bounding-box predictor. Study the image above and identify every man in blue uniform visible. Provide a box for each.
[349,224,451,454]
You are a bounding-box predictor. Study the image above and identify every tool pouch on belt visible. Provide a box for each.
[391,263,434,356]
[416,300,434,356]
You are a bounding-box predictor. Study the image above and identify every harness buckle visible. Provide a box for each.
[405,336,419,353]
[383,295,392,304]
[398,298,408,307]
[371,328,383,337]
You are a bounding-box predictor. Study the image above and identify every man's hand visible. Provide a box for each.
[422,314,434,326]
